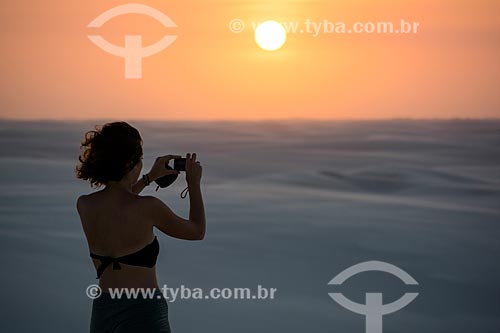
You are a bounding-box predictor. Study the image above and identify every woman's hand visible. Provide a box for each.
[186,153,202,186]
[147,155,181,182]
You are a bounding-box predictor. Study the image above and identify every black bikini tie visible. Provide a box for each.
[90,255,122,279]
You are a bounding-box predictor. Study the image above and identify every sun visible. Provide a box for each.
[254,20,287,51]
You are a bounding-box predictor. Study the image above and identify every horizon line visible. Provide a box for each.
[2,116,500,123]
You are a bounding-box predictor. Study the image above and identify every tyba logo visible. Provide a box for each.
[328,261,419,333]
[87,3,178,79]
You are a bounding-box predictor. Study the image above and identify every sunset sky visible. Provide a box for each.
[1,0,499,120]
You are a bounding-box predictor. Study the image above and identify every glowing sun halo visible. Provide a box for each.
[255,20,287,51]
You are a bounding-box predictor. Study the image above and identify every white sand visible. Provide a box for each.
[0,120,499,332]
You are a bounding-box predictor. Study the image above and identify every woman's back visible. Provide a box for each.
[78,187,160,289]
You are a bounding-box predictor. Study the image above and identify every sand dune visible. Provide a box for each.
[0,120,499,332]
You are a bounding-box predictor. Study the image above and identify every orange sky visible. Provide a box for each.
[1,0,499,120]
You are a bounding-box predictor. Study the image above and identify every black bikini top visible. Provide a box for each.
[90,236,160,279]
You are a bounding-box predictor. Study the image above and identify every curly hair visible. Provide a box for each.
[76,122,143,188]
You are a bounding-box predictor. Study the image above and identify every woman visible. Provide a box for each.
[75,121,206,332]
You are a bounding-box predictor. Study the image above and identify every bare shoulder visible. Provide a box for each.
[138,195,201,240]
[76,192,102,218]
[76,194,89,214]
[137,195,167,212]
[137,195,186,224]
[135,195,166,227]
[76,190,107,210]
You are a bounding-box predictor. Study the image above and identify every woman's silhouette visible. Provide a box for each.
[75,121,205,332]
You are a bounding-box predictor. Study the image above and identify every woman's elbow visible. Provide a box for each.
[195,226,205,240]
[185,227,205,241]
[196,229,205,240]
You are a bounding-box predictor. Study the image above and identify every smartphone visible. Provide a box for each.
[173,158,186,171]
